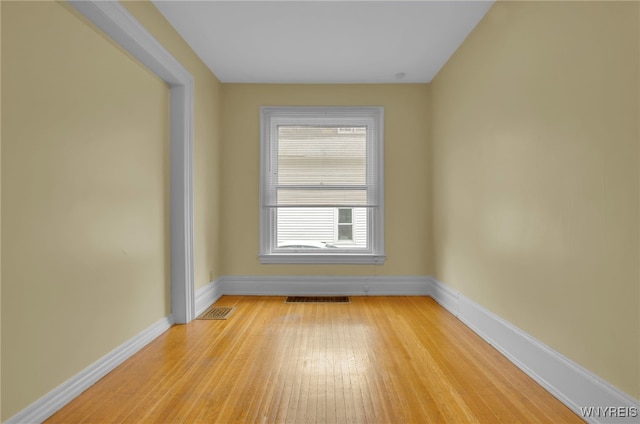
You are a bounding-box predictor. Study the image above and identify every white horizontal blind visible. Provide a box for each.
[273,125,369,207]
[264,113,380,209]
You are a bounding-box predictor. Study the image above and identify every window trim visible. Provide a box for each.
[259,106,385,265]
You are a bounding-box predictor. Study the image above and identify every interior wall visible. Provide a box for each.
[0,1,3,416]
[1,1,169,418]
[220,84,431,277]
[0,0,222,420]
[430,0,639,399]
[122,1,223,290]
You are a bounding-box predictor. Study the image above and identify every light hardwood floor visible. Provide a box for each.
[46,296,582,423]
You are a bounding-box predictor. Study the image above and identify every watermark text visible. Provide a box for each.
[580,406,638,418]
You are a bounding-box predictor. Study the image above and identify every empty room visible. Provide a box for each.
[1,0,638,423]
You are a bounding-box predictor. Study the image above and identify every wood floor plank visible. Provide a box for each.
[45,296,582,424]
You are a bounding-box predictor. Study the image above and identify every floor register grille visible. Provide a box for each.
[197,306,236,320]
[285,296,351,303]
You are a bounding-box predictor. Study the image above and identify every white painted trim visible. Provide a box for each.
[427,277,640,424]
[10,275,640,423]
[68,1,195,323]
[258,254,386,265]
[5,316,174,424]
[221,275,430,296]
[5,276,425,421]
[195,278,224,317]
[169,83,195,324]
[426,275,460,316]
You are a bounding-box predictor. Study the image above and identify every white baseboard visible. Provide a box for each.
[220,275,430,296]
[427,277,640,424]
[10,276,638,424]
[195,278,224,316]
[5,315,174,424]
[6,275,425,423]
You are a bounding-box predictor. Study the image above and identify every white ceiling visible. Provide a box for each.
[152,0,494,84]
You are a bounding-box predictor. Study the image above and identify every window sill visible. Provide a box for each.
[259,254,386,265]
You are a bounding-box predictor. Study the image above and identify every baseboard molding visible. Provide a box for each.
[6,275,425,423]
[5,315,174,424]
[195,278,224,316]
[11,276,638,424]
[220,275,430,296]
[427,277,639,424]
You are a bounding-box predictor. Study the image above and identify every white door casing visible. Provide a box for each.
[69,0,195,323]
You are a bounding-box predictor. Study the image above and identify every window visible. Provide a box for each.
[337,208,353,242]
[260,106,385,264]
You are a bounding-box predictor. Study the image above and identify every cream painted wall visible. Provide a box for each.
[122,1,223,291]
[221,84,431,276]
[0,0,222,420]
[122,1,222,289]
[431,1,639,399]
[0,1,3,417]
[1,1,168,418]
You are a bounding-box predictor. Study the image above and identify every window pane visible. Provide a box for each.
[338,225,353,241]
[278,126,366,185]
[277,207,335,247]
[276,207,367,248]
[338,208,352,223]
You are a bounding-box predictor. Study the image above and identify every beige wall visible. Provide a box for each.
[431,0,639,399]
[2,0,637,419]
[122,1,223,291]
[221,84,432,276]
[0,1,3,416]
[0,0,221,420]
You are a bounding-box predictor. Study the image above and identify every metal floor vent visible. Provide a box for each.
[286,296,351,304]
[197,306,236,320]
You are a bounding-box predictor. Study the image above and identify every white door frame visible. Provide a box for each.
[69,1,195,323]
